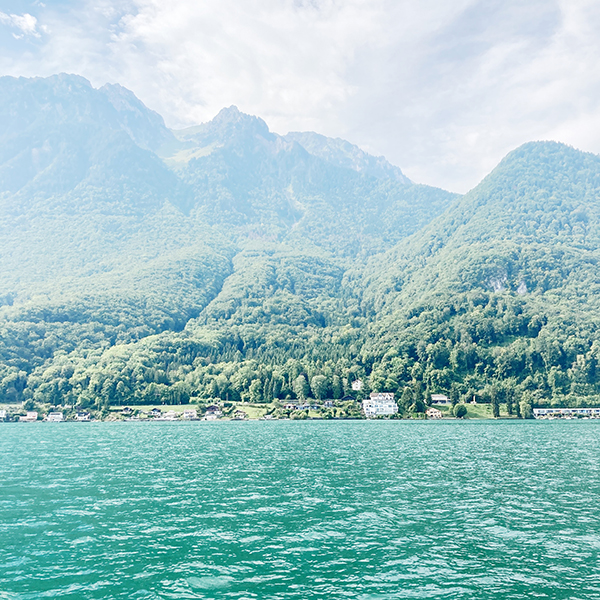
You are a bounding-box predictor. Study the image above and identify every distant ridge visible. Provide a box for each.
[284,130,410,183]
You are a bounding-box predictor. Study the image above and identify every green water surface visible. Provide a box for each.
[1,420,599,599]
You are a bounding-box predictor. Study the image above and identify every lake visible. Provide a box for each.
[1,420,599,599]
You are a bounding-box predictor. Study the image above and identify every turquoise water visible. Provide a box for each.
[1,420,600,599]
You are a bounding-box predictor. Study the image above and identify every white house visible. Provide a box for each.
[426,407,443,419]
[19,411,38,422]
[362,392,398,418]
[431,394,450,405]
[0,409,6,420]
[182,409,198,420]
[203,405,222,420]
[46,412,64,422]
[351,379,363,391]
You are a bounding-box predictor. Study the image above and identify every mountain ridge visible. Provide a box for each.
[1,74,600,413]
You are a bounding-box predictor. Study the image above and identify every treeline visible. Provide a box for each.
[2,286,600,414]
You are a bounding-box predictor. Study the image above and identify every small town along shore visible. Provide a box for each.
[2,391,598,422]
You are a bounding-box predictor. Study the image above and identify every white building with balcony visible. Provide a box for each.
[362,392,398,418]
[533,407,600,419]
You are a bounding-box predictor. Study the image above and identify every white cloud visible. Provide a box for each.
[0,11,40,38]
[107,0,387,125]
[4,0,600,192]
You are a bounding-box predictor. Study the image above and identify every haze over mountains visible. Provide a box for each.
[1,73,599,410]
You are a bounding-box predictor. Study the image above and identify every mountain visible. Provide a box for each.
[0,74,458,408]
[0,73,178,203]
[357,141,600,408]
[360,142,600,305]
[162,105,452,256]
[4,74,600,415]
[284,131,410,183]
[0,73,227,353]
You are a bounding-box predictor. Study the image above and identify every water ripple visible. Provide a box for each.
[1,420,600,598]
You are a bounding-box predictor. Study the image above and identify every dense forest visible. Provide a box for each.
[1,74,600,416]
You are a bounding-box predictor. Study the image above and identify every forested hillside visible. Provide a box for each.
[357,142,600,411]
[0,74,455,410]
[2,74,600,415]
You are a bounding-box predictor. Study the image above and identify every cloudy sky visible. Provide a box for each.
[1,0,599,192]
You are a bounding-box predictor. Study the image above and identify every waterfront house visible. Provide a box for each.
[19,411,38,422]
[284,402,297,410]
[324,400,334,408]
[362,392,398,418]
[153,410,178,421]
[426,407,443,419]
[533,407,600,419]
[75,412,91,421]
[46,412,64,422]
[0,409,6,421]
[232,410,248,420]
[204,405,223,420]
[182,409,198,420]
[431,394,450,405]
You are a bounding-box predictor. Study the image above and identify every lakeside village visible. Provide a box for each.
[2,379,600,422]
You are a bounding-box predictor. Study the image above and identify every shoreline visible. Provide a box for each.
[3,402,597,423]
[3,418,598,424]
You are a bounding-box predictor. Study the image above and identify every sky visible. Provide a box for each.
[1,0,600,193]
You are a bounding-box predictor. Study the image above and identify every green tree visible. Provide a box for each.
[272,375,284,399]
[293,375,309,401]
[450,383,460,406]
[412,398,426,413]
[520,400,533,419]
[400,387,413,411]
[115,381,127,406]
[331,375,343,399]
[454,404,468,418]
[311,375,329,401]
[505,383,515,416]
[492,396,500,418]
[249,379,262,403]
[425,390,433,406]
